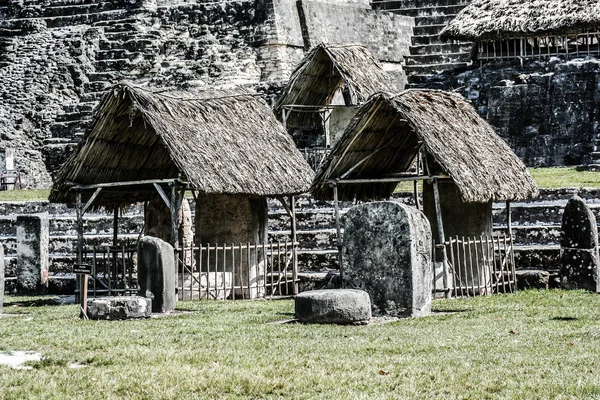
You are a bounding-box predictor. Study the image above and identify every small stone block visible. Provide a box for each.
[295,289,371,325]
[87,296,152,320]
[516,270,550,290]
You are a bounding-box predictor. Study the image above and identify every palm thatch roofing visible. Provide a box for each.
[50,83,314,207]
[440,0,600,41]
[273,43,399,129]
[311,90,538,203]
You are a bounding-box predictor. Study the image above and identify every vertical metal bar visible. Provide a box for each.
[247,242,252,300]
[232,243,236,301]
[455,237,463,298]
[480,236,489,296]
[270,242,274,299]
[503,235,513,293]
[206,243,210,299]
[432,179,450,298]
[333,185,344,287]
[277,241,282,295]
[214,244,218,300]
[461,237,470,298]
[223,243,227,300]
[262,241,267,297]
[473,237,481,296]
[254,242,259,298]
[448,237,457,298]
[290,196,298,295]
[510,233,517,291]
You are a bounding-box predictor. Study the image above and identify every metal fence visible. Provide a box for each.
[435,234,516,298]
[80,244,138,297]
[176,241,299,301]
[477,31,600,62]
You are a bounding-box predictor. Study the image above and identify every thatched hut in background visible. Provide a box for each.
[51,83,313,300]
[440,0,600,64]
[312,89,538,295]
[273,43,400,169]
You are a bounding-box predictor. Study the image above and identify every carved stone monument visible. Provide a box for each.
[343,201,432,317]
[16,214,49,293]
[138,236,176,313]
[560,196,600,292]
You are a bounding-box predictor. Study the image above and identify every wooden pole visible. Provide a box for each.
[76,190,88,318]
[333,184,344,287]
[170,184,182,248]
[432,179,450,298]
[506,201,512,238]
[290,195,298,295]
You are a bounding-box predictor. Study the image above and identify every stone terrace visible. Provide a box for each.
[0,189,594,290]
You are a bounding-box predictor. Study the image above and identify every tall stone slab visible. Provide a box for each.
[138,236,176,313]
[16,214,49,293]
[560,196,600,292]
[343,201,432,317]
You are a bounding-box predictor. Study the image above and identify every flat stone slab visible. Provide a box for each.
[516,270,550,290]
[87,296,152,320]
[295,289,371,325]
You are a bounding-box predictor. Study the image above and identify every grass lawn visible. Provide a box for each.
[1,290,600,399]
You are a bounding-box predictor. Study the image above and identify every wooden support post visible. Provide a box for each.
[432,179,450,299]
[76,190,88,318]
[413,180,420,211]
[333,185,344,287]
[290,195,298,295]
[170,184,182,248]
[506,201,512,239]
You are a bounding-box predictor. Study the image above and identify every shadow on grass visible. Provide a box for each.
[550,316,578,321]
[3,297,69,308]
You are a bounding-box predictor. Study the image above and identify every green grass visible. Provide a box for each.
[0,189,49,202]
[396,166,600,193]
[2,290,600,399]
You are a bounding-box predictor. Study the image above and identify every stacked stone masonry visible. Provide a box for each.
[0,0,414,186]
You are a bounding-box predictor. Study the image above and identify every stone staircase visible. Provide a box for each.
[371,0,473,82]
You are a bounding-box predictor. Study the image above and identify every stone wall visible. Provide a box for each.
[414,57,600,166]
[0,0,412,187]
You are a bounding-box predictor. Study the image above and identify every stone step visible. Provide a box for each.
[50,120,89,139]
[412,34,449,46]
[5,10,131,29]
[371,0,472,10]
[413,23,447,36]
[410,43,473,55]
[405,51,471,66]
[404,61,470,75]
[413,13,458,26]
[94,58,134,71]
[382,4,468,17]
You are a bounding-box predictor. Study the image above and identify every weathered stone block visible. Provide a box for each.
[137,236,176,313]
[516,269,549,290]
[16,214,49,294]
[560,196,600,292]
[0,245,4,315]
[295,289,371,325]
[343,201,432,317]
[87,296,152,320]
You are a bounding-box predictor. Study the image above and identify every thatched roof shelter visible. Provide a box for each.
[274,43,399,129]
[311,90,538,203]
[440,0,600,41]
[50,83,314,207]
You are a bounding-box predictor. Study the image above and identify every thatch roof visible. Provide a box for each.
[50,83,314,206]
[311,90,538,203]
[440,0,600,41]
[274,43,399,129]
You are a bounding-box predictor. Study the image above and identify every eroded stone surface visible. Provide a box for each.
[87,296,152,320]
[137,236,176,313]
[16,214,49,294]
[560,196,600,292]
[295,289,371,325]
[343,201,432,317]
[516,270,549,290]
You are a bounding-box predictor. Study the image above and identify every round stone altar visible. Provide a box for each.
[295,289,371,325]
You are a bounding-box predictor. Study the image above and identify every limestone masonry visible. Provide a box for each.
[0,0,413,187]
